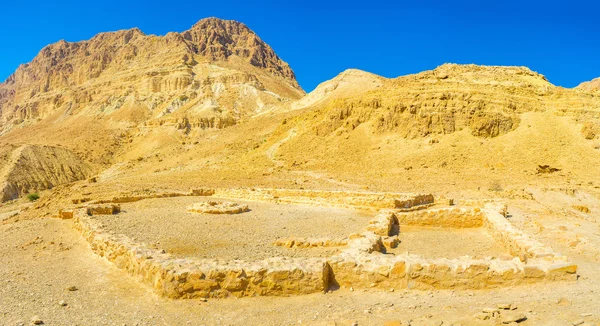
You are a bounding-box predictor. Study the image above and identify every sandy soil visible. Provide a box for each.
[389,226,513,260]
[1,203,599,325]
[95,196,372,260]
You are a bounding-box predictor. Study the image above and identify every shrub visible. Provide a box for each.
[488,181,503,192]
[27,193,40,202]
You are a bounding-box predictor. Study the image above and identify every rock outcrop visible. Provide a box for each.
[0,145,92,202]
[181,18,298,82]
[577,77,600,92]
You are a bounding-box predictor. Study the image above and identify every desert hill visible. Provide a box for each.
[578,77,600,92]
[291,69,385,110]
[1,19,600,202]
[262,64,600,194]
[0,18,303,169]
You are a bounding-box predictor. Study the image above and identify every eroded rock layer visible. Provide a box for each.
[301,64,600,139]
[0,145,92,202]
[0,18,304,137]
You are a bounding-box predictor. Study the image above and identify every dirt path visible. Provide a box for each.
[292,170,362,189]
[97,162,127,182]
[267,129,362,189]
[266,128,297,167]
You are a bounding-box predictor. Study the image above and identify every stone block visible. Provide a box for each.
[523,265,546,278]
[58,209,74,219]
[382,236,399,249]
[546,262,578,280]
[87,204,120,215]
[190,188,215,196]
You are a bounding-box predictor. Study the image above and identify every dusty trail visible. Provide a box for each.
[267,129,362,189]
[266,128,297,167]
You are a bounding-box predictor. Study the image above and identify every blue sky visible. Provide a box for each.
[1,0,599,91]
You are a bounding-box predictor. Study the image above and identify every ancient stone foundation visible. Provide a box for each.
[213,188,434,210]
[71,188,214,205]
[273,237,349,248]
[73,211,330,298]
[67,189,577,299]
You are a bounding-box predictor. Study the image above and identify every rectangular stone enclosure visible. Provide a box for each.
[66,189,576,298]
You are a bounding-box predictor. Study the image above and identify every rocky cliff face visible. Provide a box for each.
[181,18,297,82]
[295,64,600,139]
[0,17,303,137]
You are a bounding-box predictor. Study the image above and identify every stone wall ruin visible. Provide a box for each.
[63,188,576,298]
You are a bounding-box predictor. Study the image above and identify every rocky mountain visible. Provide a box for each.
[2,18,600,201]
[0,17,306,199]
[0,18,303,159]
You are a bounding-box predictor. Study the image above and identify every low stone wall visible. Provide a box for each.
[394,195,436,210]
[86,204,120,215]
[460,199,508,217]
[191,188,216,196]
[395,206,484,228]
[273,237,348,248]
[330,248,576,290]
[69,192,577,298]
[329,208,577,290]
[73,209,330,298]
[73,188,215,205]
[214,188,434,210]
[482,204,564,261]
[366,212,399,236]
[187,201,249,214]
[58,209,74,219]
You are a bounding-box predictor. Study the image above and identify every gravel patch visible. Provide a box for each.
[388,225,513,260]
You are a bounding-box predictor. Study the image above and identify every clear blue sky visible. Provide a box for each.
[1,0,599,91]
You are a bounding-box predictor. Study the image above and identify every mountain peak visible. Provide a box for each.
[181,17,297,83]
[0,17,304,137]
[189,17,248,30]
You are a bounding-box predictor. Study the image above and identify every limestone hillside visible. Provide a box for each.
[267,64,600,191]
[291,69,385,110]
[292,64,599,138]
[2,18,600,200]
[0,144,92,202]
